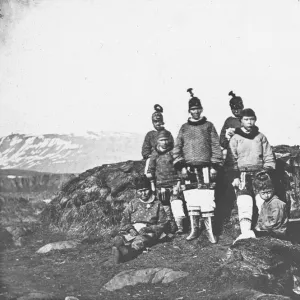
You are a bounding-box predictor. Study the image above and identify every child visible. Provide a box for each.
[147,129,186,234]
[173,88,223,242]
[141,104,174,161]
[253,171,288,238]
[112,175,167,264]
[227,108,276,242]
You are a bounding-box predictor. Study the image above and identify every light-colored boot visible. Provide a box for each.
[234,218,256,244]
[186,215,200,241]
[175,217,184,234]
[234,195,256,244]
[204,217,217,244]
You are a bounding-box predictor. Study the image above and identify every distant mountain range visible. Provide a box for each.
[0,132,144,173]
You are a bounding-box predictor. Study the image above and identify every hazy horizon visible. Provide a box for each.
[1,0,300,146]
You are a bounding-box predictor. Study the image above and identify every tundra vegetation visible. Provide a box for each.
[1,145,300,300]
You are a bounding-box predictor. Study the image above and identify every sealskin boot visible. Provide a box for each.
[186,215,200,241]
[175,217,184,234]
[204,217,217,244]
[163,205,177,234]
[233,218,256,244]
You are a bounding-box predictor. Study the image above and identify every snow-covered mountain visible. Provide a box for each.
[0,132,144,173]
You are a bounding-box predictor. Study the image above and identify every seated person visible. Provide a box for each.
[253,171,288,239]
[111,175,168,264]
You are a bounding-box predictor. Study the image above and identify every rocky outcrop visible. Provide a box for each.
[213,237,300,298]
[44,160,145,235]
[45,145,300,237]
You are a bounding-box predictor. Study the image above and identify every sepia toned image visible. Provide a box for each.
[1,0,300,299]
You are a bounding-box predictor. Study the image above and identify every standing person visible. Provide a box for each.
[253,171,288,239]
[215,91,245,235]
[226,108,276,242]
[147,129,186,234]
[141,105,174,175]
[111,175,167,264]
[173,88,223,243]
[219,91,244,153]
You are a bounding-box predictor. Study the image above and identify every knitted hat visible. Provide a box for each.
[253,171,274,192]
[156,129,172,142]
[187,88,202,110]
[240,108,256,119]
[229,91,244,110]
[134,175,151,190]
[152,104,164,123]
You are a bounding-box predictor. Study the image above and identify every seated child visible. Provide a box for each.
[112,175,167,264]
[147,130,186,234]
[253,171,288,238]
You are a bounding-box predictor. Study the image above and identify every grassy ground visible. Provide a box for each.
[1,195,299,300]
[1,224,237,300]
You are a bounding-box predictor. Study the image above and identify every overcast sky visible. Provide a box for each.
[0,0,300,145]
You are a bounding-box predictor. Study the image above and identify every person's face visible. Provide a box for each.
[153,120,164,131]
[137,188,151,201]
[231,108,243,118]
[259,189,274,201]
[241,116,256,131]
[189,107,202,120]
[157,137,169,149]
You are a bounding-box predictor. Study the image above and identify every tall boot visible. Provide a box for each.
[234,218,256,244]
[163,205,177,234]
[186,215,200,241]
[204,217,217,244]
[175,217,184,234]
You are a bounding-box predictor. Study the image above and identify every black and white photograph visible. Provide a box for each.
[1,0,300,299]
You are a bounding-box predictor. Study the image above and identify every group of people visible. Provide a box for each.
[111,89,288,264]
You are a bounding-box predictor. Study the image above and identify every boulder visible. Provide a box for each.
[36,240,81,254]
[102,268,189,291]
[213,237,300,297]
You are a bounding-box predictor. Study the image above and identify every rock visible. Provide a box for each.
[214,237,300,297]
[102,268,189,291]
[36,240,80,253]
[210,289,291,300]
[65,297,79,300]
[293,275,300,295]
[17,292,54,300]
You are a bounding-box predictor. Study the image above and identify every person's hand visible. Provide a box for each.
[129,228,138,237]
[225,128,235,140]
[210,168,217,180]
[181,167,188,179]
[232,178,240,188]
[173,184,180,196]
[145,172,153,179]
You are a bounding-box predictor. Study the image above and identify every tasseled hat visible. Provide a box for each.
[134,175,152,190]
[152,104,164,124]
[229,91,244,110]
[187,88,202,110]
[253,171,274,192]
[240,108,257,119]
